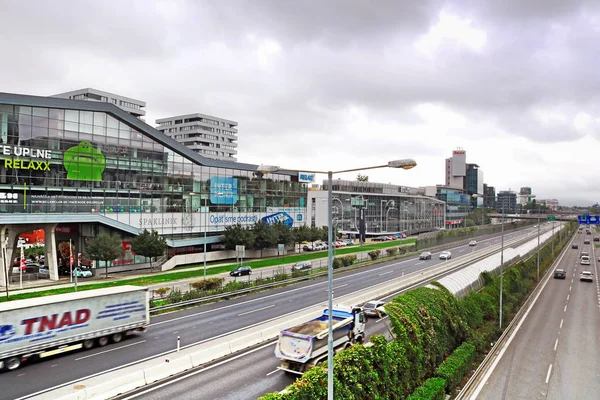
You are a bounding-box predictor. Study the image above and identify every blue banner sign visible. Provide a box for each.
[578,214,600,225]
[210,177,238,205]
[262,212,294,227]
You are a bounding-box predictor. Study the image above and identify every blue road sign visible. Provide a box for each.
[578,214,600,224]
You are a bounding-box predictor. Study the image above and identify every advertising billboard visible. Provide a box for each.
[210,177,238,205]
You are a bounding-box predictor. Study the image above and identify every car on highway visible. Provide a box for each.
[572,244,579,249]
[580,271,593,282]
[586,231,591,235]
[230,266,252,277]
[72,267,93,278]
[292,261,312,271]
[439,251,452,260]
[595,237,600,242]
[553,269,566,279]
[419,251,432,260]
[584,239,590,244]
[580,255,591,265]
[580,251,589,257]
[468,240,477,246]
[363,300,386,318]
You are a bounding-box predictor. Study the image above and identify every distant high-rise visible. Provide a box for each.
[518,187,533,206]
[156,113,238,161]
[445,148,466,189]
[497,190,517,213]
[52,88,146,118]
[483,184,496,208]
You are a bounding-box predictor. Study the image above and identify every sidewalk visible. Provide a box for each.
[2,241,408,296]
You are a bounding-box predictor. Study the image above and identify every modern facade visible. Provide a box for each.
[539,199,560,211]
[497,190,517,213]
[483,184,496,208]
[156,113,238,162]
[0,92,307,285]
[307,180,446,236]
[435,186,470,228]
[465,163,484,208]
[518,187,533,207]
[52,88,146,119]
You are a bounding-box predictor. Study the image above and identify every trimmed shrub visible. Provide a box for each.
[406,377,447,400]
[332,257,342,269]
[341,254,357,267]
[368,249,381,260]
[435,341,476,393]
[190,277,225,291]
[398,246,407,255]
[386,248,398,257]
[155,287,169,297]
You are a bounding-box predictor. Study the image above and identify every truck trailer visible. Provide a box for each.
[0,285,149,370]
[274,305,366,375]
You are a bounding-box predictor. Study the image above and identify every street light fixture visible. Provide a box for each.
[380,200,395,233]
[500,205,505,330]
[258,158,417,400]
[190,192,208,280]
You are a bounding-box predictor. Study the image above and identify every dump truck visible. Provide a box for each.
[274,305,366,375]
[0,285,149,370]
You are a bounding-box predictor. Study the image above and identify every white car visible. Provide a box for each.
[468,240,477,246]
[580,271,593,282]
[72,267,93,278]
[439,251,452,260]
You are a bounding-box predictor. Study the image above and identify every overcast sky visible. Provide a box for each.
[1,0,599,206]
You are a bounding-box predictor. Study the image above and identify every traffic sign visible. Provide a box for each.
[546,216,556,221]
[578,214,600,225]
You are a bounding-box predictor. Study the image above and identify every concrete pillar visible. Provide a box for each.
[0,225,8,287]
[0,225,18,287]
[44,224,59,281]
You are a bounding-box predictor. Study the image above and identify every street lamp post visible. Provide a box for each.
[258,158,417,400]
[380,200,394,233]
[500,205,504,330]
[332,197,344,232]
[385,207,397,232]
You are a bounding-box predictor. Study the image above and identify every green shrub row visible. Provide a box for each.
[190,277,225,291]
[435,341,476,393]
[333,254,358,269]
[406,377,447,400]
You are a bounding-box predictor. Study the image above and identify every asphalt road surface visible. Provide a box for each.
[474,229,600,400]
[0,226,542,400]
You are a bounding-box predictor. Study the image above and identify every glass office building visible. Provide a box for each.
[0,92,306,282]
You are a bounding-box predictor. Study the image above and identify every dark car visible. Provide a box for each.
[586,231,591,235]
[292,261,312,271]
[584,239,590,244]
[572,244,579,249]
[553,269,566,279]
[363,300,386,318]
[419,252,432,260]
[230,266,252,277]
[594,237,599,242]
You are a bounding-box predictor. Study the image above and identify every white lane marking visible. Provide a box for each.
[560,319,564,329]
[569,285,572,291]
[415,261,424,266]
[238,305,275,316]
[545,364,553,384]
[266,369,281,376]
[458,249,465,252]
[75,341,147,361]
[376,315,389,323]
[554,338,559,351]
[119,341,276,399]
[18,373,25,377]
[567,294,570,301]
[172,331,179,335]
[379,271,394,276]
[326,284,347,292]
[571,278,574,284]
[564,304,568,312]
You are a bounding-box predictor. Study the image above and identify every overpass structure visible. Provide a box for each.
[487,213,577,222]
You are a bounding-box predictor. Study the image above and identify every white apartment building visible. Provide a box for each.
[156,113,238,161]
[52,88,146,118]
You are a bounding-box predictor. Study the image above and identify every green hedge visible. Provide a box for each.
[368,249,381,260]
[435,341,476,393]
[406,377,447,400]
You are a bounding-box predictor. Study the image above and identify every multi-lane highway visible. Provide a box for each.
[473,228,600,399]
[1,226,543,400]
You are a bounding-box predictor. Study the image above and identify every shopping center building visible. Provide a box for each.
[0,92,307,284]
[307,180,446,237]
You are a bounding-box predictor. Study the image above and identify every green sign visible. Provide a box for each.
[63,142,106,181]
[547,216,556,221]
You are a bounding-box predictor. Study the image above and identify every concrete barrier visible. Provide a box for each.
[143,355,194,384]
[190,342,232,367]
[85,370,146,399]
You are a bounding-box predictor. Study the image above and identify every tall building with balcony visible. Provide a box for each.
[52,88,146,119]
[445,148,466,190]
[156,113,238,161]
[497,190,517,213]
[483,184,496,208]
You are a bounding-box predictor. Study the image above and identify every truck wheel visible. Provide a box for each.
[4,357,21,371]
[97,336,109,347]
[83,339,95,350]
[111,333,123,343]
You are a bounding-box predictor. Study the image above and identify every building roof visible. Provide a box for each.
[0,91,295,175]
[156,112,237,126]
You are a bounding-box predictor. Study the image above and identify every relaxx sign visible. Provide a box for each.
[21,309,91,335]
[2,146,52,171]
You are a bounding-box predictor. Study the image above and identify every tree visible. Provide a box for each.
[356,173,369,182]
[293,225,311,252]
[131,229,167,268]
[222,224,255,250]
[273,222,295,247]
[85,233,123,278]
[252,222,278,257]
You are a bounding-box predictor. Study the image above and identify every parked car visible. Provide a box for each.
[580,271,594,282]
[363,300,386,318]
[468,240,477,246]
[344,239,354,246]
[387,236,397,241]
[419,252,432,260]
[439,251,452,260]
[292,261,312,271]
[72,267,93,278]
[230,266,252,277]
[553,269,566,279]
[572,244,579,249]
[372,236,391,242]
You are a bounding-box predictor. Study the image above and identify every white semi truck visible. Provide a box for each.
[274,305,366,375]
[0,285,149,370]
